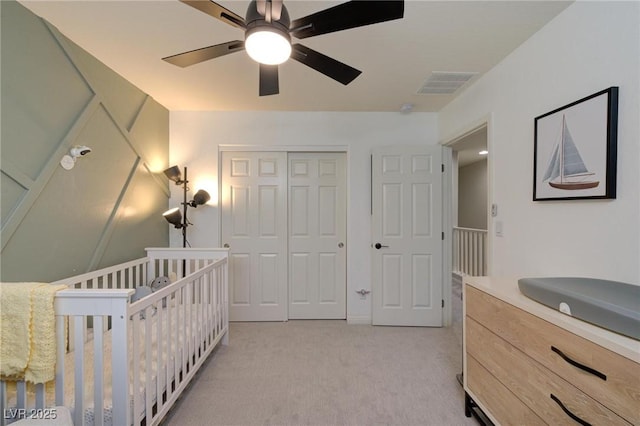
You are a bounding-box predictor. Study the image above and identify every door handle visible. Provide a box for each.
[374,243,389,250]
[223,243,230,248]
[338,242,344,248]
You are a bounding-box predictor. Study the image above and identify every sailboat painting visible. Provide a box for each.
[533,87,618,201]
[542,114,599,190]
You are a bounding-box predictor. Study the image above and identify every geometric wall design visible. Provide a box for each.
[1,1,169,281]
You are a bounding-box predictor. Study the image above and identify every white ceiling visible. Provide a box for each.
[19,0,572,112]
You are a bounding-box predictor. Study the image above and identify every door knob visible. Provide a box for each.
[338,242,344,248]
[374,243,389,250]
[223,243,230,248]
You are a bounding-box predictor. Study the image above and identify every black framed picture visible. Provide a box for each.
[533,87,618,201]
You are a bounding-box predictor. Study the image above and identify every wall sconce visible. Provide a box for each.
[162,165,210,247]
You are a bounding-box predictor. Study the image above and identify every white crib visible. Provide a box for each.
[0,248,228,426]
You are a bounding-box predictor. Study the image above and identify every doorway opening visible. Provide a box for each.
[443,121,491,388]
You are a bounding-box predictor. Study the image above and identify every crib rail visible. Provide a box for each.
[146,248,229,279]
[128,256,228,426]
[0,248,229,426]
[52,257,149,290]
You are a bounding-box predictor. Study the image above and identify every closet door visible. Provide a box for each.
[288,153,347,319]
[221,151,287,321]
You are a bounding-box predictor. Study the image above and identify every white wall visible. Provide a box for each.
[458,159,488,230]
[170,111,439,321]
[439,1,640,283]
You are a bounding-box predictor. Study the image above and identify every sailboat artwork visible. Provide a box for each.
[542,114,599,190]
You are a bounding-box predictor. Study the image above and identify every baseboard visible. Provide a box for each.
[347,316,371,325]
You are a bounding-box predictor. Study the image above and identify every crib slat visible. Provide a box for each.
[197,277,202,355]
[132,312,141,425]
[73,316,85,426]
[215,268,220,340]
[55,316,66,406]
[94,317,104,426]
[16,382,26,413]
[1,381,6,424]
[142,263,148,287]
[35,383,45,409]
[166,295,173,404]
[204,273,210,347]
[175,289,181,390]
[185,284,191,374]
[223,262,229,345]
[145,305,153,426]
[156,298,164,415]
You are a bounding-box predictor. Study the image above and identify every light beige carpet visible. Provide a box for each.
[163,288,475,426]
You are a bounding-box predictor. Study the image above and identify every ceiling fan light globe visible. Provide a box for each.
[245,29,291,65]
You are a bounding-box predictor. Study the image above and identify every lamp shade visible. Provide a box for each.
[162,207,183,228]
[192,189,211,206]
[163,166,182,183]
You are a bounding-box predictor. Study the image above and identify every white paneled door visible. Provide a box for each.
[221,151,347,321]
[221,152,288,321]
[288,153,347,319]
[371,146,443,326]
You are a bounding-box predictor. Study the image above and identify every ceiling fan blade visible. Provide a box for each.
[163,41,244,67]
[290,1,404,39]
[180,0,245,29]
[291,44,361,85]
[259,64,279,96]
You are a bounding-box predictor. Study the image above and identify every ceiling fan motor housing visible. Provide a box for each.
[245,0,291,43]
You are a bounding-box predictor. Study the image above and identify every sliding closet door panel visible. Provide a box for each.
[222,151,287,321]
[288,152,346,319]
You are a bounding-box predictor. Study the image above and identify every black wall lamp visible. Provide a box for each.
[162,165,210,247]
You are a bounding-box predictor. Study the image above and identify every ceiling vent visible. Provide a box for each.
[417,71,478,95]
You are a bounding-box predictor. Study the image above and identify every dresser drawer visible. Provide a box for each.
[467,317,631,425]
[466,285,640,424]
[467,355,545,426]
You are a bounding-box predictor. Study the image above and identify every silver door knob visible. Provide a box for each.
[223,243,230,248]
[338,242,344,248]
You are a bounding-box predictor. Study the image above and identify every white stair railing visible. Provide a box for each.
[453,227,487,276]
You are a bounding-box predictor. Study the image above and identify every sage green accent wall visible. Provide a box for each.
[1,1,170,282]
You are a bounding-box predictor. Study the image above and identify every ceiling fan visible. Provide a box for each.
[162,0,405,96]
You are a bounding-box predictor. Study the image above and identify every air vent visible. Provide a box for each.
[417,71,478,95]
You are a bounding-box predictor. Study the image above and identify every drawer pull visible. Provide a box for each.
[550,346,607,381]
[550,394,592,426]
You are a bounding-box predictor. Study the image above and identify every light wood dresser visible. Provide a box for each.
[463,276,640,425]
